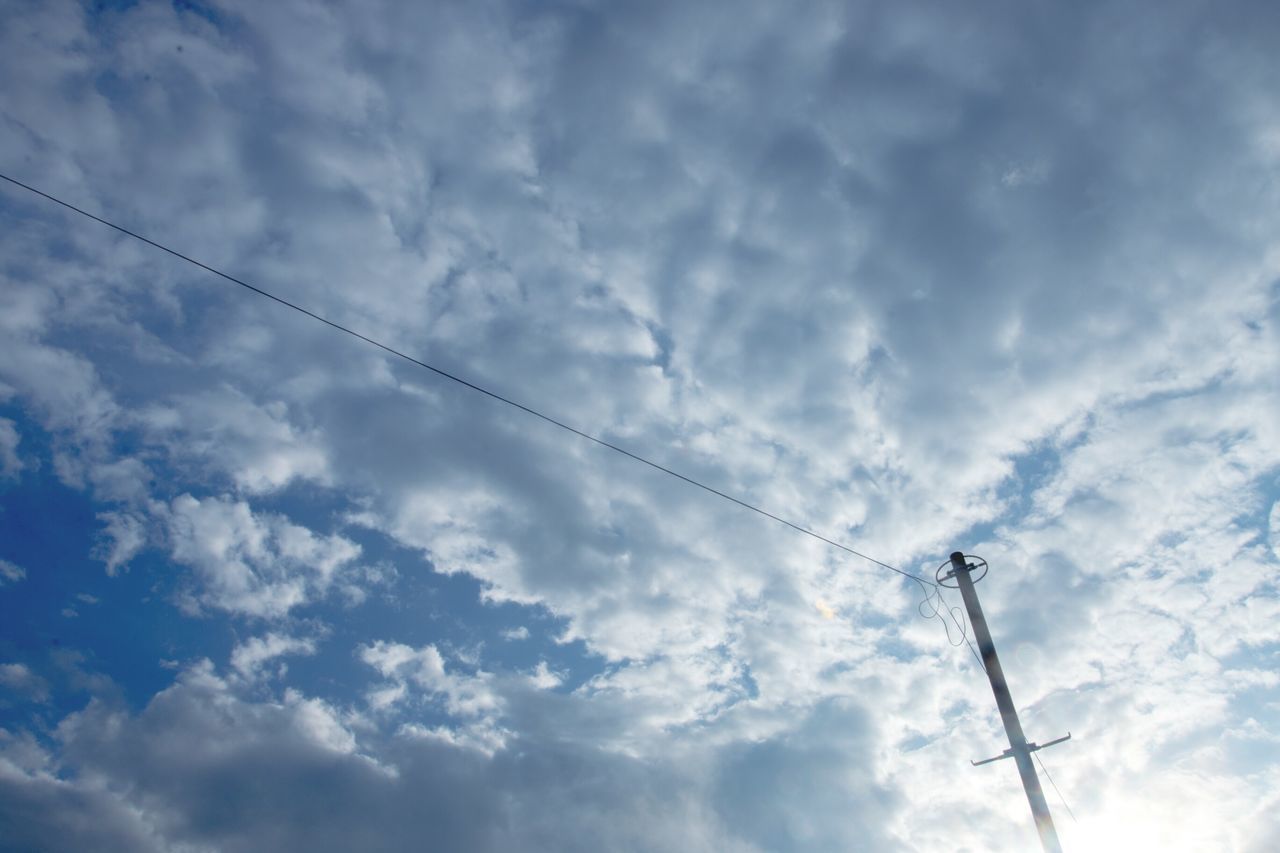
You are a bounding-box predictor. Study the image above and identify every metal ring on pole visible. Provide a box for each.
[936,554,988,588]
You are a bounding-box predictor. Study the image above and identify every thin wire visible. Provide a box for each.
[0,172,937,590]
[961,635,984,670]
[1034,752,1078,823]
[921,585,986,669]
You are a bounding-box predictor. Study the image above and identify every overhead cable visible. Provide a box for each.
[0,172,939,593]
[1034,752,1078,823]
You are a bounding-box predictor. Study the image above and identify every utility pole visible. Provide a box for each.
[941,552,1067,853]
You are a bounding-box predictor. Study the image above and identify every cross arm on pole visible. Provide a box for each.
[971,732,1072,767]
[1035,733,1072,751]
[971,748,1015,767]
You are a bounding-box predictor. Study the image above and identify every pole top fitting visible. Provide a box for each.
[936,553,989,588]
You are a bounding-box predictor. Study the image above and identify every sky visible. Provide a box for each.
[1,0,1278,850]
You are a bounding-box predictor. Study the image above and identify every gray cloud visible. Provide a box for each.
[25,665,772,852]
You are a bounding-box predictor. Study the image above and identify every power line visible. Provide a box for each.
[920,586,987,667]
[0,172,937,590]
[1034,752,1078,823]
[961,633,985,670]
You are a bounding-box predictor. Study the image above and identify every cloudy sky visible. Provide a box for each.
[1,1,1278,850]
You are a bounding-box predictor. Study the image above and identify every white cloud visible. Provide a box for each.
[138,386,330,494]
[0,417,24,478]
[528,661,561,690]
[94,511,147,576]
[0,663,49,702]
[281,687,358,755]
[0,281,120,485]
[1270,501,1280,561]
[1000,159,1049,187]
[0,558,26,585]
[230,632,318,680]
[380,488,524,596]
[359,640,501,722]
[165,494,361,618]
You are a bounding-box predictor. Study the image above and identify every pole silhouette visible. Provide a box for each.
[947,551,1063,853]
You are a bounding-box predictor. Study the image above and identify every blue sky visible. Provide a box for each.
[2,1,1279,850]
